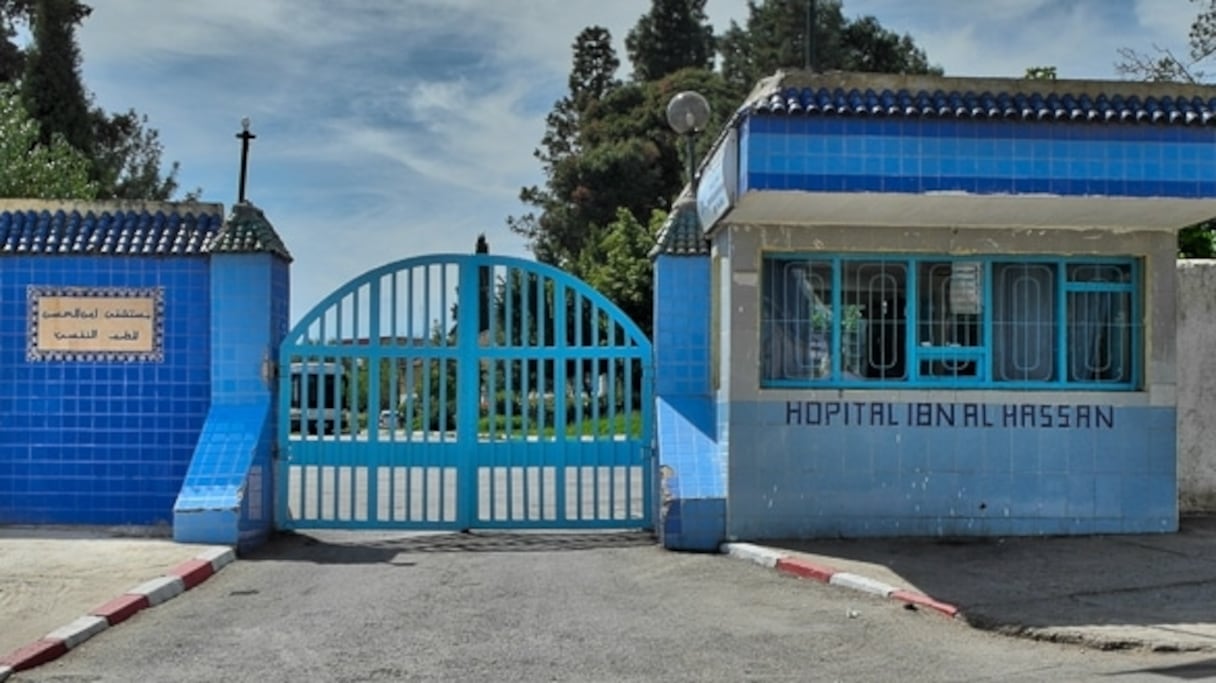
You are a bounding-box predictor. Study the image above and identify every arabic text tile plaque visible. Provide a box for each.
[27,285,165,362]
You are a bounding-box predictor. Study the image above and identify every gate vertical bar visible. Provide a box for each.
[552,281,567,522]
[367,280,381,522]
[456,256,480,529]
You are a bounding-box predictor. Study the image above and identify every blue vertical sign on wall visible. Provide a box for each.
[696,128,738,232]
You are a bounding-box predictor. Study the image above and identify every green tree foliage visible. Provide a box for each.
[0,0,87,82]
[0,86,97,198]
[516,66,734,277]
[718,0,940,95]
[510,26,621,264]
[1179,224,1216,258]
[91,108,181,200]
[1024,66,1058,80]
[576,207,664,337]
[19,0,92,153]
[1117,0,1216,257]
[625,0,715,82]
[542,26,620,174]
[2,0,185,200]
[0,5,24,82]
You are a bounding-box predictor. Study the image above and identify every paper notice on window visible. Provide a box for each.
[949,262,982,315]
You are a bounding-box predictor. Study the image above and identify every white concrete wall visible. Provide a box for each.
[1177,260,1216,513]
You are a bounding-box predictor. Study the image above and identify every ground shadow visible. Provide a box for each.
[756,515,1216,647]
[1112,656,1216,679]
[0,524,172,540]
[243,529,656,565]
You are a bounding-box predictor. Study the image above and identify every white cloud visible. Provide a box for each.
[1133,0,1196,43]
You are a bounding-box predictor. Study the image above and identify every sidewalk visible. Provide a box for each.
[726,515,1216,652]
[0,527,232,678]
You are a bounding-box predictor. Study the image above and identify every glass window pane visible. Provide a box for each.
[1068,263,1131,283]
[992,263,1056,382]
[762,259,834,381]
[917,261,982,379]
[1068,291,1133,383]
[917,261,983,346]
[843,260,907,381]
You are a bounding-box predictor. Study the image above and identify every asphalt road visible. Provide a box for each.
[14,531,1216,683]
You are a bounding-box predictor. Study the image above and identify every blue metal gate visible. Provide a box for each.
[276,254,653,531]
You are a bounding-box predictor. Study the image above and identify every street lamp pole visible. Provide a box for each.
[684,135,697,190]
[236,116,256,203]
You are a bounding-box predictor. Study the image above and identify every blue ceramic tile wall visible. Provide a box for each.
[726,401,1176,538]
[242,257,290,545]
[743,116,1216,198]
[209,255,273,403]
[0,256,210,525]
[653,257,710,396]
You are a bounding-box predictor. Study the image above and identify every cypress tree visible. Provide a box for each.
[20,0,93,157]
[625,0,715,82]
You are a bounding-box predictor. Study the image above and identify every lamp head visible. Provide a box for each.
[665,91,711,135]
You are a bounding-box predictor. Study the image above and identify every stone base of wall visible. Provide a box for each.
[1178,260,1216,513]
[660,498,726,552]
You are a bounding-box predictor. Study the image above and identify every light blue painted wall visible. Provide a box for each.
[727,400,1176,538]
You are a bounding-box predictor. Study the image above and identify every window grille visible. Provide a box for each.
[761,255,1140,390]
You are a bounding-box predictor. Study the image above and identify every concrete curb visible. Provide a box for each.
[721,543,961,619]
[0,546,235,677]
[724,543,786,568]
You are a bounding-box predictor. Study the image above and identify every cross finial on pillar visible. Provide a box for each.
[236,117,256,203]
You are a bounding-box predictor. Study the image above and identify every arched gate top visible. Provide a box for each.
[282,253,652,353]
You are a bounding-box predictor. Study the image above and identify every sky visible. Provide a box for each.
[64,0,1197,323]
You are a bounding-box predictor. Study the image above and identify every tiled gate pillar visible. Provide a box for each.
[174,202,291,550]
[653,199,726,551]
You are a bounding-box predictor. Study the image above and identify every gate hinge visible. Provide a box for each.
[262,356,278,384]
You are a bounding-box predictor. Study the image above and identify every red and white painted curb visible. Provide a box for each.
[722,543,960,618]
[0,546,235,679]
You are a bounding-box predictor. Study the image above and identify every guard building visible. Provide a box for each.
[653,71,1216,549]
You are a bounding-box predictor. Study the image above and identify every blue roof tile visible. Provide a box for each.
[0,202,225,256]
[206,202,293,261]
[651,198,708,257]
[746,72,1216,126]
